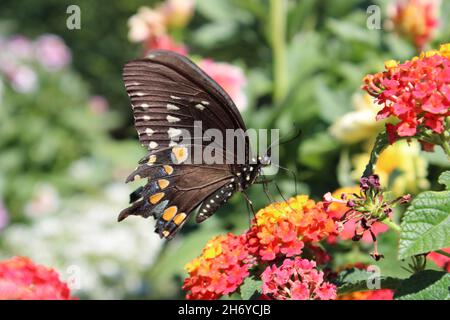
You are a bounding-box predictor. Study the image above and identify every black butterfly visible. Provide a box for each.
[118,50,271,239]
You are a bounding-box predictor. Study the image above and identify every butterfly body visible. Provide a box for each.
[119,50,270,239]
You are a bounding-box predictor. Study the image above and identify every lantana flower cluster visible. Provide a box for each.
[388,0,440,50]
[362,43,450,149]
[0,256,75,300]
[246,195,337,261]
[183,195,339,300]
[261,257,337,300]
[183,234,253,300]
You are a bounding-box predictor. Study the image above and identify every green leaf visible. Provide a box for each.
[240,277,262,300]
[398,190,450,259]
[334,268,402,294]
[314,79,348,123]
[394,271,450,300]
[438,171,450,189]
[192,22,237,48]
[298,132,338,170]
[326,18,379,46]
[422,148,450,168]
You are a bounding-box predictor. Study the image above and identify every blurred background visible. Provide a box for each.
[0,0,448,299]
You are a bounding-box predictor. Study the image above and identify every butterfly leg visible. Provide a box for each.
[262,181,275,203]
[241,190,255,216]
[253,178,275,203]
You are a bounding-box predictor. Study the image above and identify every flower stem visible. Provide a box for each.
[435,249,450,259]
[381,217,401,233]
[270,0,287,105]
[440,135,450,161]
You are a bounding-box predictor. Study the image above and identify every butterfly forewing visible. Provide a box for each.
[119,50,256,239]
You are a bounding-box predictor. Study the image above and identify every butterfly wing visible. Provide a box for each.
[119,50,249,239]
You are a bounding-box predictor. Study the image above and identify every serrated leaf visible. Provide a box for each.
[240,277,262,300]
[394,271,450,300]
[438,171,450,189]
[334,268,402,294]
[399,190,450,259]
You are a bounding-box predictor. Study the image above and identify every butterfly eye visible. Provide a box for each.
[260,155,271,166]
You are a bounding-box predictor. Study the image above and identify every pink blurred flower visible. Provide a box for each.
[161,0,195,29]
[34,34,71,71]
[9,65,38,93]
[24,184,60,217]
[144,34,188,56]
[128,7,167,43]
[6,36,34,60]
[198,59,247,111]
[88,95,109,114]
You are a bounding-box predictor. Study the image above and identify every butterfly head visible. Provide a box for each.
[258,155,271,167]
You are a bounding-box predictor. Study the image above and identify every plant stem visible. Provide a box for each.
[435,249,450,259]
[381,217,401,233]
[270,0,287,105]
[440,135,450,161]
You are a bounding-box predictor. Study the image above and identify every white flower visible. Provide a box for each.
[329,93,385,144]
[1,183,162,299]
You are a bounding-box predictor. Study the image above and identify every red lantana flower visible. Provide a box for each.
[261,257,337,300]
[182,233,253,300]
[0,256,75,300]
[427,248,450,272]
[363,44,450,147]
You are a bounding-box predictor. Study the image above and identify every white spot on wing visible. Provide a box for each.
[195,104,205,111]
[168,128,182,138]
[149,141,158,149]
[166,104,180,111]
[167,115,180,123]
[171,95,182,100]
[145,128,155,136]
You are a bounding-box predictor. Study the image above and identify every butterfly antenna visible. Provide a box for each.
[264,123,302,157]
